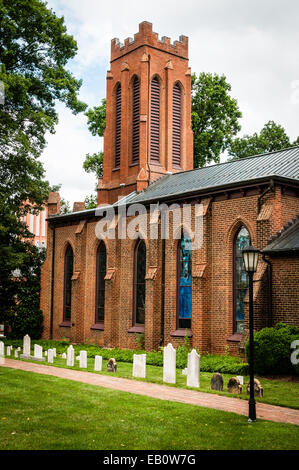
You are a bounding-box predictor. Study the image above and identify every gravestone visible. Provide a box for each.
[34,344,43,359]
[14,350,19,358]
[0,341,4,357]
[227,377,242,394]
[79,351,87,368]
[47,349,54,363]
[61,353,67,359]
[107,358,117,372]
[52,348,57,358]
[182,368,188,376]
[187,349,200,388]
[247,378,263,397]
[6,346,11,356]
[44,351,48,356]
[67,345,74,367]
[20,334,31,359]
[210,373,223,391]
[133,354,146,378]
[163,343,176,384]
[236,375,244,385]
[94,355,102,372]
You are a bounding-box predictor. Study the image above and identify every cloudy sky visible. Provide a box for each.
[42,0,299,206]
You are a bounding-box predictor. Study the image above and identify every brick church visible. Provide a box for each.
[40,22,299,355]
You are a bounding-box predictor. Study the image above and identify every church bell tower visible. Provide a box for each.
[98,21,193,205]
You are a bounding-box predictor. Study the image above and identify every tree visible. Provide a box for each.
[82,98,105,179]
[84,194,97,209]
[228,121,299,160]
[191,72,242,167]
[0,0,86,324]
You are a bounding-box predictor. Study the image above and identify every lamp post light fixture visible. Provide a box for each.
[242,245,259,422]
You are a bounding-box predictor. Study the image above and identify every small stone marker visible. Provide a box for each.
[182,368,188,376]
[23,334,31,356]
[163,343,176,384]
[6,346,11,356]
[67,345,74,367]
[52,348,57,358]
[47,349,54,363]
[79,350,87,368]
[247,378,263,397]
[210,373,223,391]
[61,353,67,359]
[14,349,19,358]
[236,375,244,385]
[44,351,48,356]
[186,349,200,388]
[94,355,102,372]
[227,377,242,394]
[107,358,117,372]
[0,341,4,357]
[133,354,146,378]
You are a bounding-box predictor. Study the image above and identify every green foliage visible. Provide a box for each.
[7,247,45,339]
[245,323,299,376]
[184,329,191,351]
[83,151,103,178]
[228,121,299,160]
[191,72,242,167]
[0,0,86,319]
[85,99,106,137]
[135,332,145,350]
[84,194,97,209]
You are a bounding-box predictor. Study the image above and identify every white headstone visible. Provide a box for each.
[14,350,19,358]
[47,349,54,363]
[6,346,11,356]
[61,353,67,359]
[67,345,74,367]
[23,334,31,356]
[79,350,87,368]
[182,368,188,375]
[163,343,176,384]
[52,348,57,358]
[0,341,4,357]
[133,354,146,378]
[76,355,80,361]
[34,344,43,359]
[236,375,244,385]
[44,351,48,356]
[186,349,200,388]
[94,355,102,372]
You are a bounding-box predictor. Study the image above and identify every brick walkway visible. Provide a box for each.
[1,358,299,426]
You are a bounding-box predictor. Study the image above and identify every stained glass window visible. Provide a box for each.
[134,239,146,325]
[96,242,106,323]
[178,234,192,329]
[234,226,251,333]
[64,245,73,322]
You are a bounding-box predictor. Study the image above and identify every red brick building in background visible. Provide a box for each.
[40,22,299,355]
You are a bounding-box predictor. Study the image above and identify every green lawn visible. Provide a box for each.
[0,367,298,450]
[5,353,299,410]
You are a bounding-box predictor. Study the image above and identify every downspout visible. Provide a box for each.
[160,236,165,346]
[262,253,273,327]
[257,179,275,214]
[50,225,56,339]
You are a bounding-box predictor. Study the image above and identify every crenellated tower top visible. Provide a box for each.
[111,21,188,62]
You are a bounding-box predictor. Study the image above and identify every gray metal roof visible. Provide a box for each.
[127,146,299,204]
[262,215,299,254]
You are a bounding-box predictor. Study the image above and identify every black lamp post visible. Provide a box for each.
[242,245,259,422]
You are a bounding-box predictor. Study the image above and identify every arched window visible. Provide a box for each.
[150,76,160,163]
[234,226,251,333]
[95,242,107,324]
[177,233,192,329]
[172,83,182,167]
[132,76,140,164]
[63,244,73,322]
[115,83,121,168]
[133,239,146,325]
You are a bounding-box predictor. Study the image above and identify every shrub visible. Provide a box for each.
[245,322,299,376]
